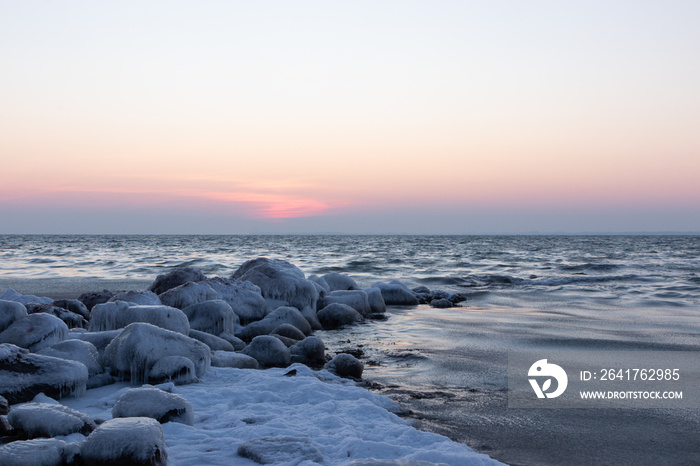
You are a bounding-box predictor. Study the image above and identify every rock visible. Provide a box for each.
[237,436,323,464]
[242,335,291,368]
[271,323,305,341]
[182,299,238,335]
[218,333,246,351]
[197,277,269,324]
[322,272,359,291]
[37,339,102,375]
[270,333,298,348]
[300,305,323,331]
[7,402,96,438]
[0,394,9,415]
[239,306,312,340]
[109,290,162,306]
[0,416,11,435]
[112,387,193,425]
[430,298,453,308]
[326,353,364,378]
[371,281,419,306]
[148,356,197,385]
[81,417,168,466]
[77,290,114,312]
[232,258,319,317]
[150,267,207,295]
[307,274,330,293]
[25,303,87,329]
[290,336,326,367]
[317,303,362,330]
[431,289,466,304]
[0,300,28,333]
[52,299,90,319]
[103,322,210,384]
[189,329,235,351]
[0,313,68,352]
[0,343,88,404]
[88,301,190,335]
[0,288,52,305]
[365,287,386,314]
[0,438,67,466]
[411,286,431,294]
[158,282,218,310]
[322,290,371,316]
[211,351,259,369]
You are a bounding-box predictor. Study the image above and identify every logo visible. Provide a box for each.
[528,359,568,399]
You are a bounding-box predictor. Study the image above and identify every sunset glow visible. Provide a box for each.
[1,1,699,233]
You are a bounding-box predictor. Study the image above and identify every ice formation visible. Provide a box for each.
[37,339,102,376]
[81,417,168,466]
[326,353,364,379]
[371,281,420,306]
[322,272,360,291]
[239,306,312,340]
[242,335,291,368]
[7,402,96,438]
[108,289,162,305]
[0,438,68,466]
[182,299,238,335]
[0,288,53,305]
[317,303,363,330]
[103,322,210,383]
[149,356,197,385]
[0,313,68,352]
[150,267,207,294]
[322,290,372,316]
[289,336,326,366]
[198,277,268,324]
[237,436,324,464]
[365,287,387,314]
[188,329,235,351]
[158,282,218,310]
[88,301,190,335]
[0,299,28,333]
[210,350,259,369]
[112,387,194,425]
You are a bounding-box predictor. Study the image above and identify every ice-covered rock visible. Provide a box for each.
[322,290,372,316]
[308,274,331,293]
[242,335,291,368]
[77,290,114,312]
[232,258,319,316]
[0,288,52,305]
[211,350,259,369]
[317,303,362,330]
[218,332,246,351]
[237,436,323,464]
[7,402,96,438]
[150,267,207,294]
[290,336,326,367]
[25,303,87,329]
[37,339,102,375]
[183,299,238,335]
[149,355,197,385]
[239,306,312,340]
[326,353,364,379]
[272,323,306,341]
[0,394,9,415]
[103,322,210,383]
[198,277,268,324]
[0,438,67,466]
[81,417,168,466]
[52,299,90,319]
[322,272,360,291]
[0,300,27,333]
[88,301,190,335]
[112,387,194,425]
[365,287,386,314]
[68,329,122,359]
[109,290,162,305]
[430,298,453,308]
[0,343,88,404]
[371,281,419,306]
[270,333,298,348]
[431,289,466,304]
[158,282,217,310]
[189,329,235,351]
[348,460,445,466]
[0,313,68,352]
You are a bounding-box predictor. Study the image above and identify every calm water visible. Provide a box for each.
[2,235,700,465]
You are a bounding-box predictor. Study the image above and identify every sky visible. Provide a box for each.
[1,1,699,234]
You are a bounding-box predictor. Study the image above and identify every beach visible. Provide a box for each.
[2,235,700,465]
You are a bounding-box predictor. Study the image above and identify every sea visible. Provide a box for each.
[1,234,699,465]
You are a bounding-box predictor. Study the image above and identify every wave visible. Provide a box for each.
[559,263,620,272]
[464,273,640,287]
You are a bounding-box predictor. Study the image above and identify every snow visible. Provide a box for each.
[112,386,194,425]
[7,402,96,438]
[0,288,53,305]
[103,322,210,383]
[88,301,191,335]
[0,438,67,466]
[0,313,68,352]
[80,417,168,466]
[238,436,324,464]
[58,364,501,465]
